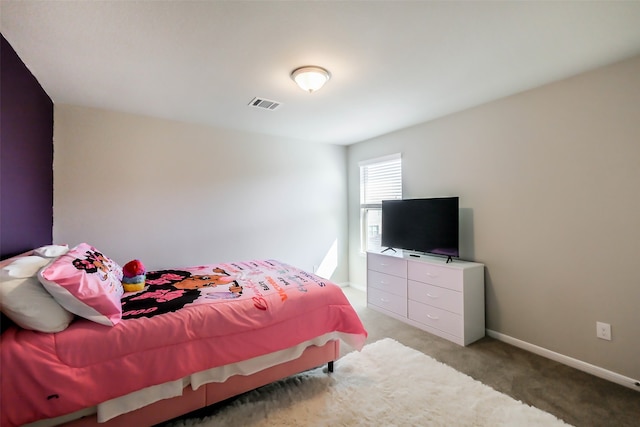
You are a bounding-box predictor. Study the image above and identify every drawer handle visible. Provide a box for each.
[426,273,438,278]
[427,314,439,320]
[380,298,389,303]
[426,293,439,299]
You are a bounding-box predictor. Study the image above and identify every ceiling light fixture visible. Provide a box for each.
[290,66,331,93]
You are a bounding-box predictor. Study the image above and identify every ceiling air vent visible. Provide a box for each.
[248,97,282,111]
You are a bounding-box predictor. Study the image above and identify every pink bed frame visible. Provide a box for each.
[63,340,339,427]
[0,252,340,427]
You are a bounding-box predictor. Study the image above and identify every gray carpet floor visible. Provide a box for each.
[341,286,639,427]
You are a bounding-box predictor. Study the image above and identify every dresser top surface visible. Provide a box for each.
[367,249,484,269]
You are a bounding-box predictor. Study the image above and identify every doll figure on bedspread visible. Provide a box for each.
[120,267,244,320]
[173,268,236,289]
[173,268,244,300]
[122,259,146,292]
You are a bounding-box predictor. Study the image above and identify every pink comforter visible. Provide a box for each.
[0,260,367,426]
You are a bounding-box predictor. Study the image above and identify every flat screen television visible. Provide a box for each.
[381,197,459,259]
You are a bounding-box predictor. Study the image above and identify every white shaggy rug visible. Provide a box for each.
[168,338,571,426]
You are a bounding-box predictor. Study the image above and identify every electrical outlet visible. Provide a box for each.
[596,322,612,341]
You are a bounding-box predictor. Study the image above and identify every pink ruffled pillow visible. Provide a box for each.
[39,243,124,326]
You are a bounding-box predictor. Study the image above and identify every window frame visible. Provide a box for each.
[359,153,402,254]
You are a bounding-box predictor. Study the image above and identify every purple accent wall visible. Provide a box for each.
[1,34,54,259]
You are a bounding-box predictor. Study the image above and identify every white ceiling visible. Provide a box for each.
[3,1,640,146]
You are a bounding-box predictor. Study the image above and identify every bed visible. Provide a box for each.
[0,243,367,427]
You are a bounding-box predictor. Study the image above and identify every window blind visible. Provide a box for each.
[359,154,402,252]
[360,155,402,207]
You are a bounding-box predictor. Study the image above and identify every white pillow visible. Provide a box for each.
[0,256,50,279]
[0,276,75,332]
[34,244,70,258]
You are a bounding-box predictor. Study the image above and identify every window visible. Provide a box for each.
[359,154,402,253]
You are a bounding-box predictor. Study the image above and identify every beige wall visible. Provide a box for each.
[347,56,640,380]
[53,105,349,282]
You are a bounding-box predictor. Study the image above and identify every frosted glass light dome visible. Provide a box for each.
[291,66,331,93]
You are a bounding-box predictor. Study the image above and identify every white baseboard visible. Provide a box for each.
[342,282,366,292]
[486,329,640,391]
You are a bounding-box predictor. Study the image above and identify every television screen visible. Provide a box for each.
[381,197,459,258]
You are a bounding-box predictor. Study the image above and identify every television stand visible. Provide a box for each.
[381,247,397,254]
[366,250,485,346]
[446,256,453,264]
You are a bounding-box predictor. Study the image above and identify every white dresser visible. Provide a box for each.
[367,250,485,346]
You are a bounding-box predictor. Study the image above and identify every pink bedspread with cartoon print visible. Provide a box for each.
[0,260,367,427]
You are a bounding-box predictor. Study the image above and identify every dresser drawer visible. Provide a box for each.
[368,288,407,317]
[408,300,462,337]
[368,270,407,297]
[408,280,462,314]
[367,252,407,278]
[407,261,462,291]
